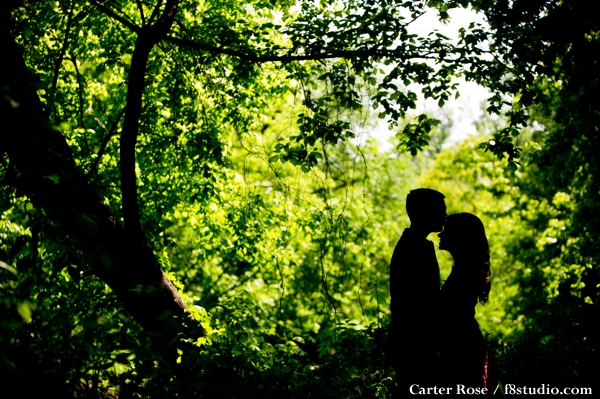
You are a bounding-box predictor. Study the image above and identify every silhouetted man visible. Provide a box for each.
[388,188,446,396]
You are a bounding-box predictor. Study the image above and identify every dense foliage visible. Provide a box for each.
[1,0,599,397]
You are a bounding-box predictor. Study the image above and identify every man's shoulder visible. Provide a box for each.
[398,228,415,242]
[392,229,434,264]
[396,228,432,248]
[392,229,413,253]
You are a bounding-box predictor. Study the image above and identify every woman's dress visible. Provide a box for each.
[439,264,488,388]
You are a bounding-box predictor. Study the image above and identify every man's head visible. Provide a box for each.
[406,188,446,233]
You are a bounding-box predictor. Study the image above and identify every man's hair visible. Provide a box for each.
[406,188,445,221]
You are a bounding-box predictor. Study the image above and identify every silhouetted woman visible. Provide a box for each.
[437,213,490,388]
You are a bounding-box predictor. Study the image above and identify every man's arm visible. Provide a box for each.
[390,231,431,322]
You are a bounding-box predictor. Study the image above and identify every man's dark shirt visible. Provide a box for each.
[388,228,440,370]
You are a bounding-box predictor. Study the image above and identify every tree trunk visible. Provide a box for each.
[0,5,205,361]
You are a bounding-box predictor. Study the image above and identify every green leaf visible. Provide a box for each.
[369,291,389,304]
[100,252,113,268]
[16,302,34,323]
[0,261,17,274]
[44,174,59,184]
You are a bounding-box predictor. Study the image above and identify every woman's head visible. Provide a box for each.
[438,212,491,303]
[438,213,489,258]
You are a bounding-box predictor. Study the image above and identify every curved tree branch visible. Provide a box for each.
[119,0,178,244]
[135,0,146,26]
[164,35,440,63]
[89,106,126,178]
[87,2,443,66]
[147,0,164,25]
[50,3,74,119]
[88,0,141,33]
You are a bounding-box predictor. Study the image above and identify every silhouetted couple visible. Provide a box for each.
[388,188,490,396]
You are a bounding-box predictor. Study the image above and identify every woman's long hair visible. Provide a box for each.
[446,213,492,303]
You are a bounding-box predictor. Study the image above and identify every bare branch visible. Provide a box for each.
[68,54,91,156]
[51,3,74,119]
[88,0,140,33]
[147,0,164,25]
[89,106,126,178]
[135,0,146,26]
[68,56,85,128]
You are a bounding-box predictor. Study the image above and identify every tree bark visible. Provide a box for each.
[0,4,204,361]
[120,0,178,244]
